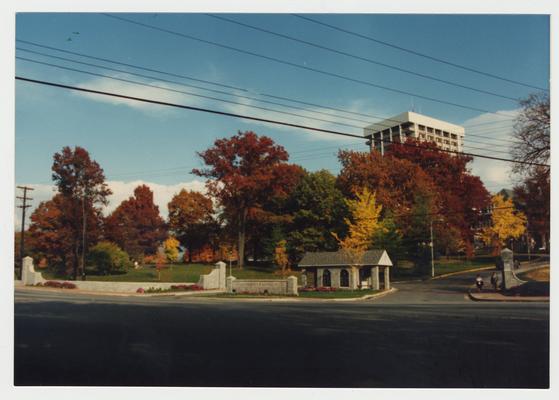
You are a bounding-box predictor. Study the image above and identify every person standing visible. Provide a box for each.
[475,274,484,292]
[490,272,498,291]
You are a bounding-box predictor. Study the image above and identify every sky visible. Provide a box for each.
[13,12,550,229]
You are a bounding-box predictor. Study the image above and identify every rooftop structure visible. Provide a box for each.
[363,111,465,154]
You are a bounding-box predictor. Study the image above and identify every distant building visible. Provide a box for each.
[364,111,465,155]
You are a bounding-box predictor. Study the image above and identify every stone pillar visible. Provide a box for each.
[371,266,380,290]
[300,271,307,288]
[215,261,226,289]
[500,248,524,290]
[22,256,44,286]
[331,268,340,288]
[317,268,323,287]
[351,267,360,290]
[383,267,390,290]
[287,276,298,296]
[226,276,236,293]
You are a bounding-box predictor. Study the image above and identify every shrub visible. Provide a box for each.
[44,281,63,288]
[317,286,336,292]
[88,241,132,274]
[136,288,145,294]
[61,281,77,289]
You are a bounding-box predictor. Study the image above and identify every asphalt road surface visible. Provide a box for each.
[14,270,549,388]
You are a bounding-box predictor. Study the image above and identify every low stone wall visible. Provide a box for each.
[68,281,197,293]
[226,276,298,296]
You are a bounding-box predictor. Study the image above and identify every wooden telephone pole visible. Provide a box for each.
[16,186,34,279]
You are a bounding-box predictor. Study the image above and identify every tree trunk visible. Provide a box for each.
[238,208,248,269]
[73,239,79,281]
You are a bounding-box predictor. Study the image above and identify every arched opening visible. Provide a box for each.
[340,269,349,287]
[322,269,331,287]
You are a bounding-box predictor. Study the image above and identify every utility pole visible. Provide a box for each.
[430,220,435,278]
[16,186,34,279]
[81,192,87,281]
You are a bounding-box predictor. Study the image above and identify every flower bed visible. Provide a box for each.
[300,286,337,292]
[136,284,205,294]
[36,281,76,289]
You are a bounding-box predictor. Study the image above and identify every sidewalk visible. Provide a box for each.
[468,288,549,302]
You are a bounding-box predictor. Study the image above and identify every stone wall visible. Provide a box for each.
[226,276,298,296]
[197,261,226,290]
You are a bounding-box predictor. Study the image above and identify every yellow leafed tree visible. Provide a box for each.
[164,236,180,263]
[274,239,290,276]
[481,194,527,254]
[333,187,383,264]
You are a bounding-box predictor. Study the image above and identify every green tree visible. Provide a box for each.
[87,241,131,275]
[285,169,348,262]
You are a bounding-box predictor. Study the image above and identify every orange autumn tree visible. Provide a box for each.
[193,131,301,269]
[274,239,290,276]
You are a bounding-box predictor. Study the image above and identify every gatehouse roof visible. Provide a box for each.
[298,249,392,267]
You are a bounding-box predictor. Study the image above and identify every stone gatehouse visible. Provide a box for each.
[298,249,393,290]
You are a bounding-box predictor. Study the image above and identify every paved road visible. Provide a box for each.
[14,269,549,388]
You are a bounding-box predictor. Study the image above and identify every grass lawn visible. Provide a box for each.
[433,257,495,276]
[298,289,381,299]
[393,256,495,280]
[42,263,299,283]
[517,267,549,282]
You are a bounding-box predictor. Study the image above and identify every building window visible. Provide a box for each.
[374,132,381,139]
[444,140,449,145]
[452,141,457,147]
[443,131,450,137]
[420,133,426,139]
[435,129,442,135]
[451,133,457,140]
[340,269,349,287]
[391,125,400,133]
[322,269,331,287]
[428,136,434,141]
[418,124,425,131]
[436,138,442,143]
[382,129,390,136]
[427,127,434,133]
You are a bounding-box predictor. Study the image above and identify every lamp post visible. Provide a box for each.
[430,220,435,278]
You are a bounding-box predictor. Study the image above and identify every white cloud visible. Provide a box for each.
[462,108,521,193]
[72,74,209,115]
[14,179,207,231]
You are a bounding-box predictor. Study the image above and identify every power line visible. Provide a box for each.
[19,54,512,153]
[15,75,550,168]
[16,56,367,132]
[101,13,516,117]
[16,45,377,127]
[292,14,549,93]
[17,39,516,143]
[205,13,518,102]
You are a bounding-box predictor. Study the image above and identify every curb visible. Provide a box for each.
[330,287,398,302]
[467,288,549,303]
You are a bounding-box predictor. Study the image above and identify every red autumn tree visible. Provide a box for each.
[192,131,302,268]
[513,166,550,251]
[337,149,439,215]
[105,185,167,261]
[51,146,111,279]
[167,189,216,263]
[28,194,103,274]
[388,139,491,257]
